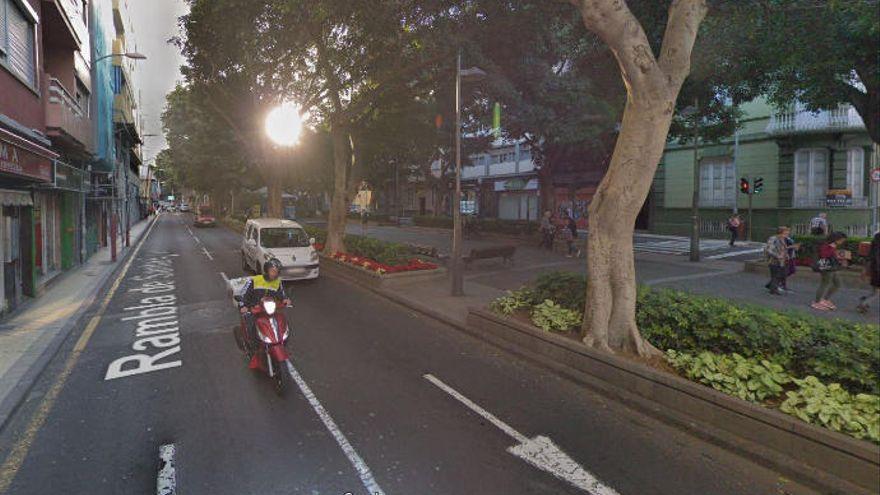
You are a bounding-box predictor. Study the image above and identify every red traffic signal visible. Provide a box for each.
[739,177,750,194]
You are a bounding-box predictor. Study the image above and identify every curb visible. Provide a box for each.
[321,265,880,495]
[0,215,159,433]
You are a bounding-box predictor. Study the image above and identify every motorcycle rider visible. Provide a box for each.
[238,258,292,350]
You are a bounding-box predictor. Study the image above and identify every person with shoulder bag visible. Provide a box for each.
[811,232,848,311]
[764,227,790,295]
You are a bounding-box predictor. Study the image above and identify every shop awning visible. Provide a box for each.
[0,189,33,206]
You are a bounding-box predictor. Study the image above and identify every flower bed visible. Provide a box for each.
[487,271,880,443]
[330,252,438,274]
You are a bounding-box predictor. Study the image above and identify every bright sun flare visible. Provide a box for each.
[265,102,304,146]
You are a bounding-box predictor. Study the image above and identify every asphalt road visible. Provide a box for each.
[0,213,818,495]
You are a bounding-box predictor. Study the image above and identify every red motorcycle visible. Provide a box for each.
[234,296,291,395]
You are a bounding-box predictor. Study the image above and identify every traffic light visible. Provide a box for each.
[753,177,764,194]
[739,177,750,195]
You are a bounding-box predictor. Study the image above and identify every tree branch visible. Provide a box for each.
[568,0,661,94]
[658,0,708,91]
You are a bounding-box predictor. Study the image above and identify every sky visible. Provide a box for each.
[127,0,189,165]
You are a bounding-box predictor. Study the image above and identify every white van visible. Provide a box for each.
[241,218,319,281]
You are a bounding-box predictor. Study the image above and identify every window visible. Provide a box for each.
[847,147,865,199]
[75,78,90,117]
[699,156,734,207]
[794,149,828,207]
[519,148,532,161]
[0,0,37,88]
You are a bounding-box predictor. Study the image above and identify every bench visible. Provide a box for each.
[462,245,516,268]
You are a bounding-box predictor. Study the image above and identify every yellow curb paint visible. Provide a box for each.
[0,216,160,494]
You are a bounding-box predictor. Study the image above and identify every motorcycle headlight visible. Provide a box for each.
[263,300,277,315]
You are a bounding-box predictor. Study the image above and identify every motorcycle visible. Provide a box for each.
[233,296,291,395]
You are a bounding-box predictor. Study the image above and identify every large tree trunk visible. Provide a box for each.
[266,179,283,218]
[325,127,352,253]
[571,0,707,356]
[537,164,555,217]
[582,100,673,356]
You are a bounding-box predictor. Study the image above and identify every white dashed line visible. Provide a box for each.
[156,444,176,495]
[285,361,385,495]
[201,247,214,261]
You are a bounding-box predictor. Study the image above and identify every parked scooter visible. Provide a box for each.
[234,296,291,395]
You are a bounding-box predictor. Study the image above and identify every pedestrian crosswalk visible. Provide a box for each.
[632,235,764,259]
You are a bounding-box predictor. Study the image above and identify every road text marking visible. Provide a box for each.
[423,373,619,495]
[157,444,176,495]
[285,361,385,495]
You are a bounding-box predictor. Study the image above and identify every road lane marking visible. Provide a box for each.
[423,373,619,495]
[185,227,201,244]
[201,247,214,261]
[156,444,176,495]
[219,272,229,284]
[284,361,385,495]
[0,216,159,494]
[705,247,765,260]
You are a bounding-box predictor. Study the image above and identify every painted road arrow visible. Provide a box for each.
[424,374,620,495]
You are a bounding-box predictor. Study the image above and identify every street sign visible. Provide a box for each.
[871,167,880,182]
[826,189,853,208]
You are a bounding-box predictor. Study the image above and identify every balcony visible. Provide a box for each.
[766,104,865,135]
[45,78,93,153]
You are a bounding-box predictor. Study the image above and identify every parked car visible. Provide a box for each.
[241,218,319,281]
[194,206,216,227]
[179,203,191,212]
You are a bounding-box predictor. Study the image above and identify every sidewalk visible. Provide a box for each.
[0,216,155,430]
[336,221,878,324]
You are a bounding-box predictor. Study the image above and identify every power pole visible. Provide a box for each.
[689,97,701,262]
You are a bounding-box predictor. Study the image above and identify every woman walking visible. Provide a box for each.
[781,232,800,292]
[727,214,741,247]
[856,231,880,314]
[811,232,849,311]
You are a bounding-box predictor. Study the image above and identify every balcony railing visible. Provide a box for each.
[461,158,536,180]
[45,78,94,152]
[766,104,865,135]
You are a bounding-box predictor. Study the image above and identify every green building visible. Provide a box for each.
[650,99,878,241]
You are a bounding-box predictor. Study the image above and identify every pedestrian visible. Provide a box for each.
[540,211,554,250]
[764,226,790,295]
[811,231,849,311]
[562,214,580,258]
[727,214,741,247]
[782,232,800,292]
[856,231,880,314]
[810,212,829,236]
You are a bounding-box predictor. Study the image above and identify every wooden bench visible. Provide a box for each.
[462,245,516,268]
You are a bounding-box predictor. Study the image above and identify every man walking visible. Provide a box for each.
[727,214,741,247]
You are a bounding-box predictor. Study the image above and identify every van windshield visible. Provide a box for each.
[260,228,310,248]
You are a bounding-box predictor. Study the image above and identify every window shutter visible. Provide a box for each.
[811,150,828,202]
[847,148,864,198]
[6,0,35,86]
[794,150,809,203]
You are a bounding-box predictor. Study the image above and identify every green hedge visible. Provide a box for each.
[499,271,880,396]
[302,225,418,265]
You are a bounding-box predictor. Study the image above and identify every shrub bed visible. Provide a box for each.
[330,252,438,274]
[487,271,880,442]
[303,225,439,273]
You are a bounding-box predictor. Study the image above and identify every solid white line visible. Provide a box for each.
[706,247,765,260]
[219,272,229,284]
[285,361,385,495]
[423,373,527,443]
[201,247,214,261]
[156,444,176,495]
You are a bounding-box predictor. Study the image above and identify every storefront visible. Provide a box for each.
[0,132,56,314]
[495,178,539,221]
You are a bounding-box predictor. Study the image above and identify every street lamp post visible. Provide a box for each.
[451,51,486,297]
[688,97,701,263]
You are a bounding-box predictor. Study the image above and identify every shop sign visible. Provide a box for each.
[0,139,53,182]
[825,189,852,208]
[54,161,87,191]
